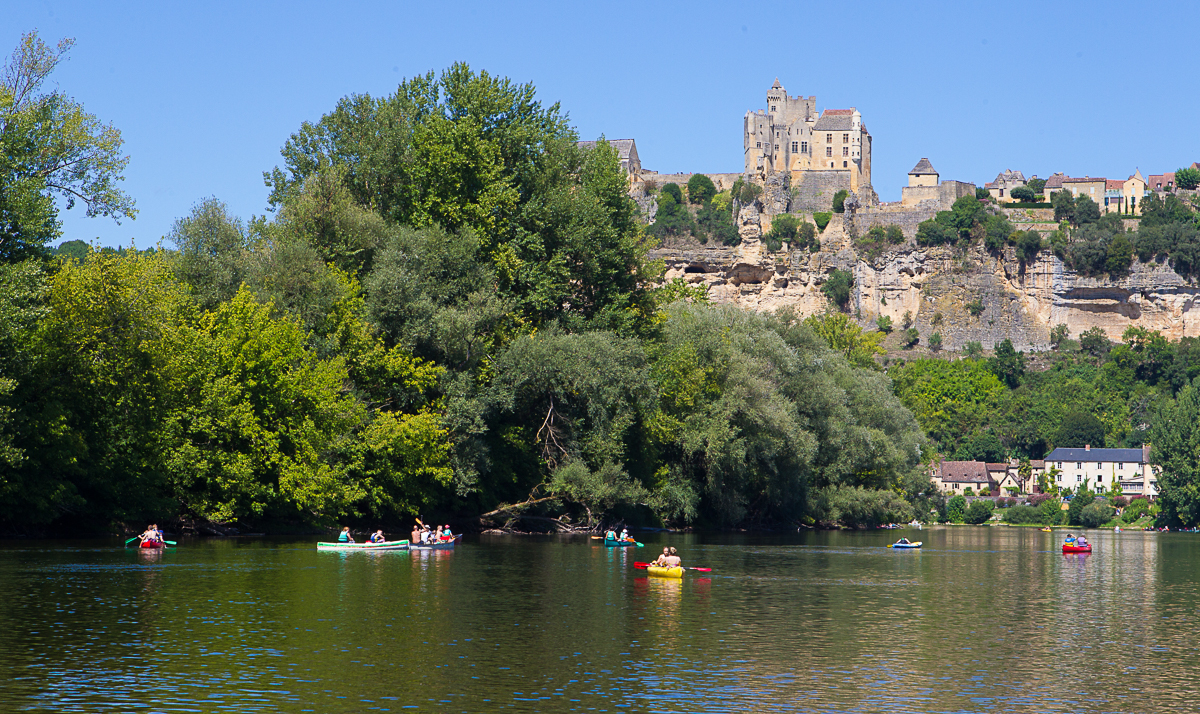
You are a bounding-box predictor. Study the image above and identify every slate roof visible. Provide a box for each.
[1045,447,1146,463]
[577,139,636,161]
[771,77,782,89]
[909,158,938,175]
[813,110,855,130]
[986,462,1008,473]
[938,461,992,483]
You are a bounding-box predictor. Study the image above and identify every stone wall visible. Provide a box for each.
[790,170,853,213]
[638,171,745,192]
[850,202,940,239]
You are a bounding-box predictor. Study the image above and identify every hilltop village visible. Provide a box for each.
[590,78,1200,355]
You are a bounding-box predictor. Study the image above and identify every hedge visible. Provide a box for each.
[1005,203,1053,209]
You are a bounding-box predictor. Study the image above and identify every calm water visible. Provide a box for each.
[2,527,1199,713]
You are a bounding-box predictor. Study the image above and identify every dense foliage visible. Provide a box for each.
[0,44,933,533]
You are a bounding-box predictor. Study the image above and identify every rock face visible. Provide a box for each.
[655,221,1200,351]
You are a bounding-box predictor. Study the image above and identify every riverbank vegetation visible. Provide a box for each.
[0,32,931,534]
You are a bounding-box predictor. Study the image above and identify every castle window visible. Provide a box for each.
[842,147,849,157]
[791,142,798,152]
[843,133,849,143]
[801,141,808,153]
[756,142,761,148]
[826,134,832,143]
[775,145,779,151]
[772,106,777,111]
[843,161,848,168]
[826,147,832,157]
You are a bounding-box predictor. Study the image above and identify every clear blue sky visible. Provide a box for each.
[7,0,1199,248]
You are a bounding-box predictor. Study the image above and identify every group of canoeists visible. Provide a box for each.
[137,524,165,546]
[334,524,457,545]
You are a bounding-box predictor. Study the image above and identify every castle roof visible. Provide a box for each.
[813,110,856,130]
[771,77,782,89]
[577,138,637,161]
[909,158,938,176]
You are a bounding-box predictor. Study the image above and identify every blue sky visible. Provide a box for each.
[7,0,1199,248]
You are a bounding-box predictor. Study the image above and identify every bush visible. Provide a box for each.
[1003,504,1044,524]
[661,183,683,204]
[947,494,967,523]
[902,327,919,348]
[1007,202,1053,209]
[966,299,984,317]
[996,497,1016,508]
[812,485,914,529]
[1111,496,1129,509]
[964,499,995,524]
[1067,490,1096,526]
[1080,501,1116,528]
[929,332,943,351]
[876,315,893,334]
[1039,498,1064,524]
[733,179,762,205]
[1016,230,1043,262]
[1175,166,1200,191]
[1122,497,1151,523]
[813,212,832,230]
[963,341,983,359]
[976,187,990,200]
[886,225,905,244]
[832,189,849,214]
[1011,186,1037,203]
[821,269,854,309]
[686,174,717,205]
[697,204,740,246]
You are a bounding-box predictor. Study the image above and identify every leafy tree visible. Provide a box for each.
[697,202,739,246]
[1105,232,1135,275]
[821,269,854,310]
[1149,378,1200,527]
[1122,497,1151,523]
[902,328,919,348]
[1139,193,1194,228]
[886,225,904,244]
[916,217,955,246]
[1011,186,1037,203]
[1175,166,1200,191]
[964,499,994,524]
[1066,487,1095,526]
[1027,177,1046,194]
[1016,230,1043,262]
[686,173,716,205]
[765,214,800,252]
[812,212,832,231]
[0,31,136,262]
[804,312,885,369]
[947,494,967,523]
[1055,410,1105,448]
[929,332,943,351]
[989,338,1025,388]
[811,485,914,528]
[876,315,893,334]
[902,310,914,329]
[1079,327,1111,357]
[1050,323,1069,349]
[733,179,762,205]
[891,358,1004,452]
[1052,190,1076,223]
[168,198,255,310]
[1075,194,1101,225]
[963,341,983,359]
[958,432,1005,462]
[975,187,990,200]
[832,189,849,214]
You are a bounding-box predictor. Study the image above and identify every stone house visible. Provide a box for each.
[1146,171,1174,193]
[1061,176,1107,207]
[988,463,1022,495]
[1042,172,1067,198]
[933,460,996,495]
[577,139,641,175]
[743,78,872,196]
[1005,459,1047,493]
[1044,445,1159,498]
[985,169,1027,202]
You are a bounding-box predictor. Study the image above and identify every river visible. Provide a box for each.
[2,527,1199,713]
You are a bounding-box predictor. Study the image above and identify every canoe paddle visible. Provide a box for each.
[634,561,712,572]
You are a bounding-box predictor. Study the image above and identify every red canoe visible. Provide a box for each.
[1062,543,1092,553]
[139,540,165,549]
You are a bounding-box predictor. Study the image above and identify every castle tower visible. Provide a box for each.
[908,158,938,187]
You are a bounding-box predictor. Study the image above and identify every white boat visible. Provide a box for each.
[316,539,409,551]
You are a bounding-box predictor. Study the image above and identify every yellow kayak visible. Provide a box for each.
[646,565,684,578]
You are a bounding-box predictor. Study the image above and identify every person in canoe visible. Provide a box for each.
[138,525,162,545]
[338,527,354,543]
[411,524,421,543]
[665,547,682,567]
[605,528,617,541]
[895,537,912,546]
[619,528,631,543]
[652,547,670,566]
[370,530,386,543]
[439,525,454,541]
[1064,533,1076,545]
[1076,535,1089,547]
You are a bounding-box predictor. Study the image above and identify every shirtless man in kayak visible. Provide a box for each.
[411,524,421,543]
[138,525,162,545]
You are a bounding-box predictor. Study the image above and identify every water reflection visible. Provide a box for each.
[2,529,1200,712]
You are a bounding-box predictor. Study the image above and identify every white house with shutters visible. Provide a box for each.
[1043,445,1158,498]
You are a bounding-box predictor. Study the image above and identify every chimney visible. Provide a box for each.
[1143,443,1151,463]
[1085,444,1091,451]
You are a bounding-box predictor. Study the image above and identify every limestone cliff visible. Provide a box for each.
[654,218,1200,351]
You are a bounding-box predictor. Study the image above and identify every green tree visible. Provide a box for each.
[0,31,136,262]
[1055,410,1105,448]
[1011,186,1037,203]
[876,315,893,334]
[1050,323,1069,349]
[168,198,255,310]
[1175,167,1200,191]
[1080,327,1111,357]
[1105,232,1135,275]
[1075,194,1101,225]
[963,341,983,359]
[821,269,854,310]
[1066,486,1095,526]
[929,332,943,351]
[989,338,1025,388]
[832,189,849,213]
[686,173,716,205]
[1027,177,1046,194]
[804,312,885,369]
[947,494,967,523]
[1053,190,1076,223]
[975,187,990,200]
[1149,378,1200,527]
[964,499,994,524]
[958,432,1005,462]
[1016,230,1043,262]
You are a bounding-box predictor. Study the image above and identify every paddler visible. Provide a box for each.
[138,525,161,545]
[665,547,681,567]
[370,530,386,543]
[338,526,354,543]
[440,525,453,541]
[1064,533,1076,544]
[411,524,421,543]
[619,528,631,542]
[652,547,670,566]
[605,528,617,541]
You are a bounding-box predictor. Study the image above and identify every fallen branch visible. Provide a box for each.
[480,495,561,519]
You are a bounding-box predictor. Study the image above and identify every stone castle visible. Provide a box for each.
[743,78,872,197]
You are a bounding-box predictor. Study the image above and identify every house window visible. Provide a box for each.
[1057,462,1062,469]
[1056,473,1062,482]
[826,134,832,143]
[826,147,832,157]
[842,147,849,157]
[774,145,779,151]
[843,161,848,167]
[801,141,808,153]
[1097,463,1102,468]
[771,106,777,111]
[1076,462,1082,469]
[1077,475,1082,482]
[843,133,849,143]
[756,142,761,149]
[1000,189,1004,197]
[1118,462,1123,469]
[792,142,798,152]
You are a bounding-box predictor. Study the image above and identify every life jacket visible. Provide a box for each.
[338,532,350,542]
